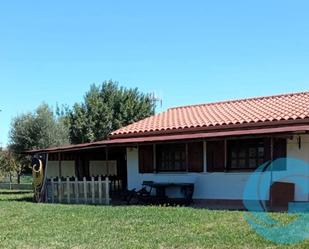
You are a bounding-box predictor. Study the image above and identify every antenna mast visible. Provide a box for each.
[151,92,162,114]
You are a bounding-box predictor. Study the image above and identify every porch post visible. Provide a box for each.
[269,136,274,209]
[41,153,49,202]
[185,143,189,172]
[58,152,62,177]
[203,141,207,172]
[153,144,156,173]
[224,139,227,172]
[105,147,109,175]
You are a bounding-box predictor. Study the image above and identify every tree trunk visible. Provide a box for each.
[17,173,20,184]
[9,173,12,190]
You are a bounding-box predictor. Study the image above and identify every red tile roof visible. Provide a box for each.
[111,92,309,137]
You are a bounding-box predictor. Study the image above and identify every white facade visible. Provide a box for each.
[89,160,117,176]
[46,161,75,178]
[126,135,309,201]
[46,160,118,178]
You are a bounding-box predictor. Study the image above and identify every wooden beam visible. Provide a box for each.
[269,136,274,209]
[58,152,62,177]
[105,147,109,175]
[270,136,274,162]
[224,139,227,172]
[185,143,189,172]
[153,144,156,173]
[203,141,207,172]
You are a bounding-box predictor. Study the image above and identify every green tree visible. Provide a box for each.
[9,103,70,152]
[8,103,70,180]
[0,149,22,184]
[68,80,155,143]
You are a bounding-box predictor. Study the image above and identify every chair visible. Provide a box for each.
[122,188,137,204]
[135,187,152,204]
[123,181,154,205]
[142,181,154,194]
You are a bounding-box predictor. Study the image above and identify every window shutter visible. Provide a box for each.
[138,145,154,173]
[273,138,287,171]
[264,137,287,162]
[207,140,225,172]
[273,138,287,159]
[263,137,287,170]
[188,142,203,172]
[264,137,272,163]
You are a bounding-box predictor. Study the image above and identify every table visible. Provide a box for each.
[142,182,195,205]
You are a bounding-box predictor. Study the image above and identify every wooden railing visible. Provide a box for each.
[108,175,123,194]
[46,176,111,205]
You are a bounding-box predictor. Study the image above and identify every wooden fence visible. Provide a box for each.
[0,183,32,190]
[46,176,111,205]
[108,175,123,194]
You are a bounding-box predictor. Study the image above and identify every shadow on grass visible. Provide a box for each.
[0,190,32,195]
[0,196,35,203]
[0,190,34,203]
[10,196,34,203]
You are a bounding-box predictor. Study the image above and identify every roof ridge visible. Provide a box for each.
[168,91,309,111]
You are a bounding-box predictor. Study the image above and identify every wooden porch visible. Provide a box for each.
[42,146,127,204]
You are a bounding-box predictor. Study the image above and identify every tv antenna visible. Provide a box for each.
[151,92,162,113]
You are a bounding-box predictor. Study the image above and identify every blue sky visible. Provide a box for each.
[1,0,309,146]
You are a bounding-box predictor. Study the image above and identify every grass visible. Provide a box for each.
[0,191,309,249]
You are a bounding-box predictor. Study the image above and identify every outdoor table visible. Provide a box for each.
[142,182,194,205]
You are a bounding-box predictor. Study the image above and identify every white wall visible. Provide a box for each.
[46,160,75,178]
[126,135,309,201]
[46,159,118,178]
[126,147,267,200]
[61,161,75,177]
[46,161,59,178]
[89,160,117,176]
[282,135,309,201]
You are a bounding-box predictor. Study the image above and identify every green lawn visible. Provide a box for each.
[0,190,308,249]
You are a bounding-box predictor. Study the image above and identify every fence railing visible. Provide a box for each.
[108,175,123,194]
[46,176,111,205]
[0,183,33,190]
[0,174,33,190]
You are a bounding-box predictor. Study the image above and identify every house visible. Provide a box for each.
[29,91,309,209]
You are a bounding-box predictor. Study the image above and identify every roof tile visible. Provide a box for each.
[111,92,309,136]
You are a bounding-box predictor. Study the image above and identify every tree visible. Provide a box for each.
[9,103,70,152]
[8,103,70,180]
[67,80,155,143]
[0,149,22,184]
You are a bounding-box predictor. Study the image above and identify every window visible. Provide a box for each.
[156,143,186,172]
[206,137,287,172]
[227,139,266,170]
[138,142,203,173]
[188,142,204,172]
[207,140,225,172]
[139,145,154,173]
